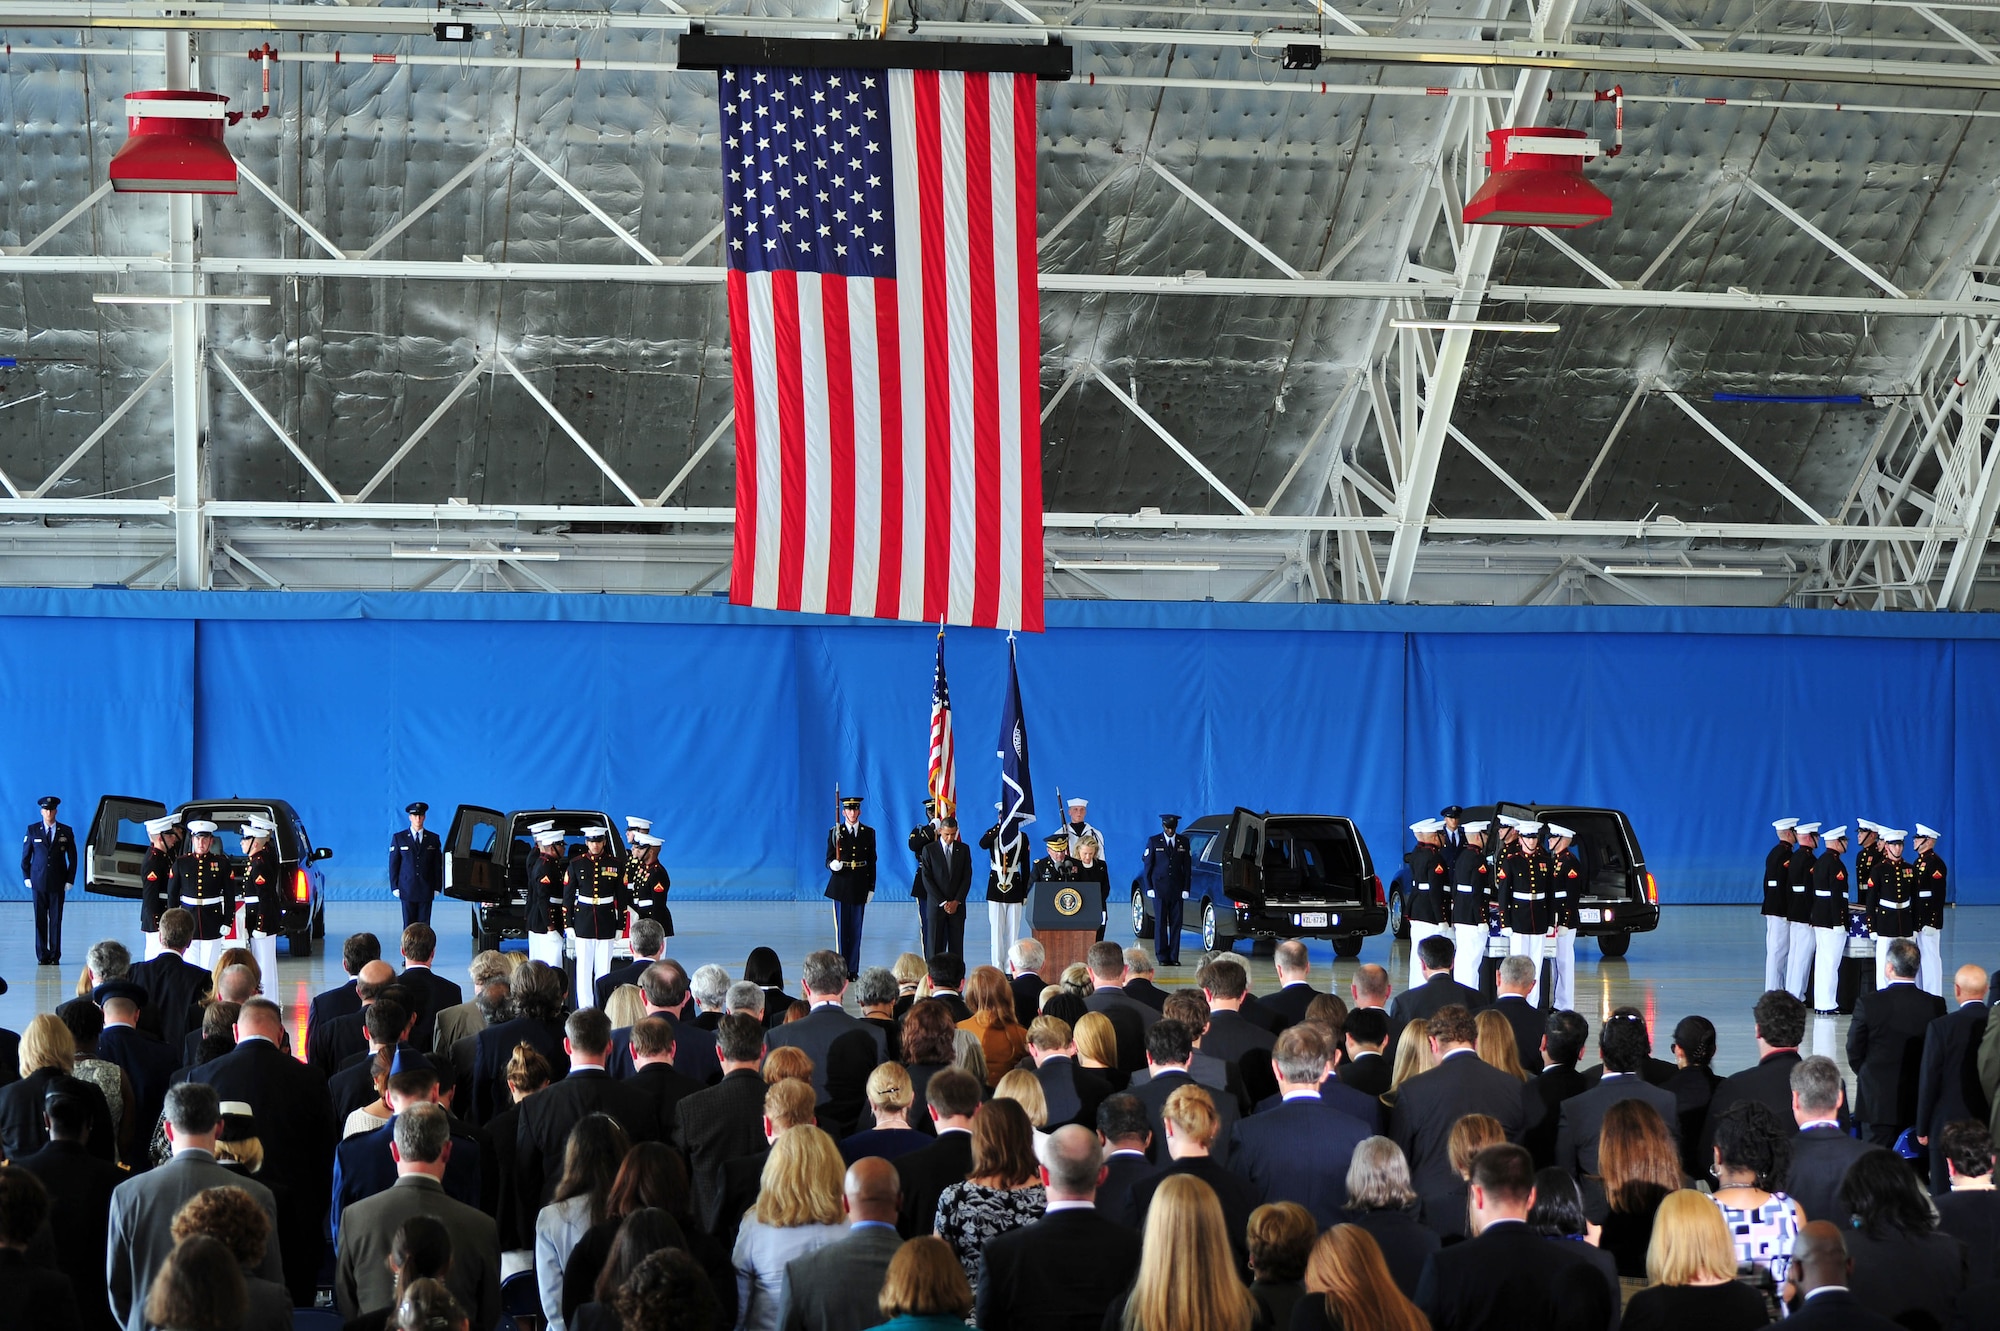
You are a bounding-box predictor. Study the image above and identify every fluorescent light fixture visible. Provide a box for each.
[1051,559,1222,573]
[1601,565,1763,578]
[93,294,271,306]
[390,547,561,562]
[1390,318,1561,333]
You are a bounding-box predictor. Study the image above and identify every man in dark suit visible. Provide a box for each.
[1787,1054,1872,1224]
[895,1067,982,1237]
[624,1015,704,1148]
[1153,991,1251,1116]
[124,909,211,1050]
[1522,1009,1592,1169]
[765,949,889,1131]
[593,918,668,1010]
[924,954,973,1024]
[1414,1144,1621,1331]
[1260,940,1323,1030]
[1489,956,1545,1073]
[1199,956,1280,1105]
[1083,941,1161,1074]
[16,1086,124,1331]
[185,997,334,1304]
[94,989,178,1157]
[394,922,465,1051]
[330,1056,483,1242]
[1388,934,1484,1023]
[470,961,571,1124]
[310,959,398,1080]
[517,1008,657,1209]
[608,961,722,1087]
[977,1125,1144,1331]
[1847,937,1946,1147]
[919,817,974,960]
[1555,1008,1680,1219]
[1094,1094,1157,1216]
[777,1156,906,1331]
[1337,1007,1393,1098]
[1775,1220,1903,1331]
[307,931,380,1054]
[1698,989,1809,1164]
[1121,947,1170,1011]
[1131,1019,1241,1166]
[1226,1025,1372,1227]
[327,999,418,1125]
[676,1013,770,1233]
[1029,1016,1114,1129]
[1390,1004,1526,1236]
[1006,938,1047,1019]
[1918,964,1992,1193]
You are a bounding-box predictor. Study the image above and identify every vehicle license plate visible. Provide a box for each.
[1579,908,1602,923]
[1299,912,1329,927]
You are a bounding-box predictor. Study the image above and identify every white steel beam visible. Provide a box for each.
[1564,382,1645,518]
[235,161,347,261]
[1143,158,1302,280]
[657,412,735,505]
[27,360,170,500]
[1089,367,1257,516]
[1662,390,1831,525]
[212,354,343,503]
[515,143,666,268]
[7,181,111,257]
[496,354,649,507]
[1738,174,1907,299]
[352,357,492,503]
[357,144,504,262]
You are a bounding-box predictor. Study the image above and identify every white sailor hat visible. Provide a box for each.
[1880,828,1907,842]
[534,829,566,846]
[1408,819,1440,837]
[1916,824,1941,840]
[1066,796,1088,808]
[186,820,218,835]
[1822,825,1849,841]
[633,832,662,847]
[144,815,177,836]
[581,825,610,839]
[528,820,556,835]
[1461,820,1491,834]
[1796,822,1822,835]
[625,816,652,831]
[1547,824,1575,840]
[1773,818,1799,832]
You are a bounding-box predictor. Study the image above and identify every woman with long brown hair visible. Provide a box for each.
[1292,1224,1429,1331]
[1598,1098,1684,1279]
[957,965,1028,1088]
[898,999,960,1132]
[1114,1174,1256,1331]
[932,1098,1044,1288]
[1474,1009,1530,1082]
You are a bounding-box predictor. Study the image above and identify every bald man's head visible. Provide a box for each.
[1787,1220,1850,1298]
[844,1156,901,1224]
[217,964,259,1004]
[1353,965,1391,1004]
[236,997,285,1041]
[356,960,397,1001]
[1955,964,1990,1002]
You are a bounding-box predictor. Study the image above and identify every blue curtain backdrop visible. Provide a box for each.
[0,589,1993,904]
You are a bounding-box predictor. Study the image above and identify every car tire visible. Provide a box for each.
[1131,892,1153,939]
[287,930,312,958]
[1201,901,1221,954]
[1598,933,1631,958]
[312,903,325,939]
[1388,889,1408,940]
[1333,935,1364,959]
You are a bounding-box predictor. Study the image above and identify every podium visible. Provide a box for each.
[1029,879,1098,976]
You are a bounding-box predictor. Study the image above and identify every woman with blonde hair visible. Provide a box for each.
[957,965,1028,1088]
[1072,1011,1125,1091]
[1380,1018,1435,1110]
[891,952,927,1017]
[993,1067,1049,1145]
[732,1125,848,1331]
[841,1063,927,1164]
[0,1012,115,1162]
[870,1235,973,1331]
[933,1098,1044,1287]
[605,983,647,1033]
[1292,1224,1429,1331]
[1599,1098,1684,1279]
[1059,962,1094,998]
[1474,1009,1529,1082]
[1622,1190,1769,1331]
[1113,1174,1256,1331]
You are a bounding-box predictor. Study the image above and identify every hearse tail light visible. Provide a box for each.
[294,869,310,903]
[1370,874,1384,905]
[1644,872,1657,904]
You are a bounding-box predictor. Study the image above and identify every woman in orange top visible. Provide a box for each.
[957,965,1030,1089]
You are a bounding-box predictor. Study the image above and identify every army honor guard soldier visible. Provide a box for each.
[980,816,1030,969]
[139,813,183,960]
[1141,814,1193,967]
[525,826,568,967]
[388,801,444,929]
[237,817,284,981]
[172,820,237,968]
[22,795,76,966]
[825,795,877,979]
[1913,823,1947,995]
[567,826,626,1006]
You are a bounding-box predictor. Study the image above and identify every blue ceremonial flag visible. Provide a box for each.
[997,635,1035,865]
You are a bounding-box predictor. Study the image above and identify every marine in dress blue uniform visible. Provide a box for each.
[138,814,182,959]
[387,801,443,929]
[825,796,877,979]
[567,825,626,1007]
[22,795,75,965]
[1141,814,1193,966]
[1913,823,1948,995]
[170,820,238,968]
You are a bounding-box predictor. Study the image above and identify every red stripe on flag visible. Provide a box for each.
[964,73,1002,629]
[727,270,760,607]
[823,274,857,617]
[1013,75,1045,632]
[914,68,952,624]
[873,278,905,620]
[773,269,807,614]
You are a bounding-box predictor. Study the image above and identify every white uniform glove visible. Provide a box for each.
[829,859,841,871]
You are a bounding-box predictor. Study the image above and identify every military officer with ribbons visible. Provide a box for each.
[625,831,673,938]
[22,795,76,966]
[525,824,568,967]
[1913,824,1947,994]
[1761,819,1800,994]
[388,801,444,929]
[1140,813,1192,966]
[172,820,236,968]
[1497,818,1553,1006]
[1784,822,1822,1001]
[139,813,184,960]
[825,795,876,979]
[908,801,940,958]
[567,825,626,1006]
[1403,819,1453,991]
[1808,826,1852,1014]
[977,808,1031,968]
[237,816,284,980]
[1546,824,1583,1012]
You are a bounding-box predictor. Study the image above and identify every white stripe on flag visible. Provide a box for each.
[796,273,832,615]
[847,277,883,617]
[890,71,929,623]
[939,74,978,626]
[745,271,783,611]
[989,75,1024,632]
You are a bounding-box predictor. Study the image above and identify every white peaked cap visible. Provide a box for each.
[1796,822,1822,834]
[144,816,177,835]
[534,829,565,846]
[1916,824,1941,840]
[625,816,652,830]
[186,820,218,834]
[528,820,556,835]
[580,826,610,838]
[1547,824,1575,839]
[1773,818,1799,831]
[1822,826,1848,841]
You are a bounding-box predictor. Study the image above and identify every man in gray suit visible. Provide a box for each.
[430,949,513,1054]
[335,1102,502,1328]
[765,950,890,1131]
[777,1156,906,1331]
[107,1082,283,1331]
[1083,941,1162,1074]
[1554,1008,1680,1220]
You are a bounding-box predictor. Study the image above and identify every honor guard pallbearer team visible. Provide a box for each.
[1763,815,1948,1009]
[1406,810,1584,1012]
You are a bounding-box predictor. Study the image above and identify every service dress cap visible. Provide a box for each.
[528,820,557,835]
[1461,820,1491,834]
[625,816,652,831]
[1916,823,1942,840]
[1547,824,1575,840]
[1796,822,1822,835]
[840,796,865,809]
[1773,818,1799,831]
[633,833,662,848]
[1044,833,1070,849]
[405,801,429,816]
[580,826,610,839]
[1159,813,1181,825]
[1440,805,1464,819]
[144,815,178,836]
[1822,825,1849,842]
[1409,819,1440,837]
[186,820,218,835]
[534,829,566,847]
[1880,828,1907,843]
[36,796,59,810]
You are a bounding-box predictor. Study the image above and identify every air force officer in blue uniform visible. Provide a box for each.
[1142,813,1193,966]
[388,801,444,928]
[23,795,76,965]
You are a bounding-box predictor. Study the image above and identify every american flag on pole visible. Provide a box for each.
[927,626,956,818]
[720,64,1044,631]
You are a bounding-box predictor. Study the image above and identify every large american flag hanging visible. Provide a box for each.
[720,64,1044,631]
